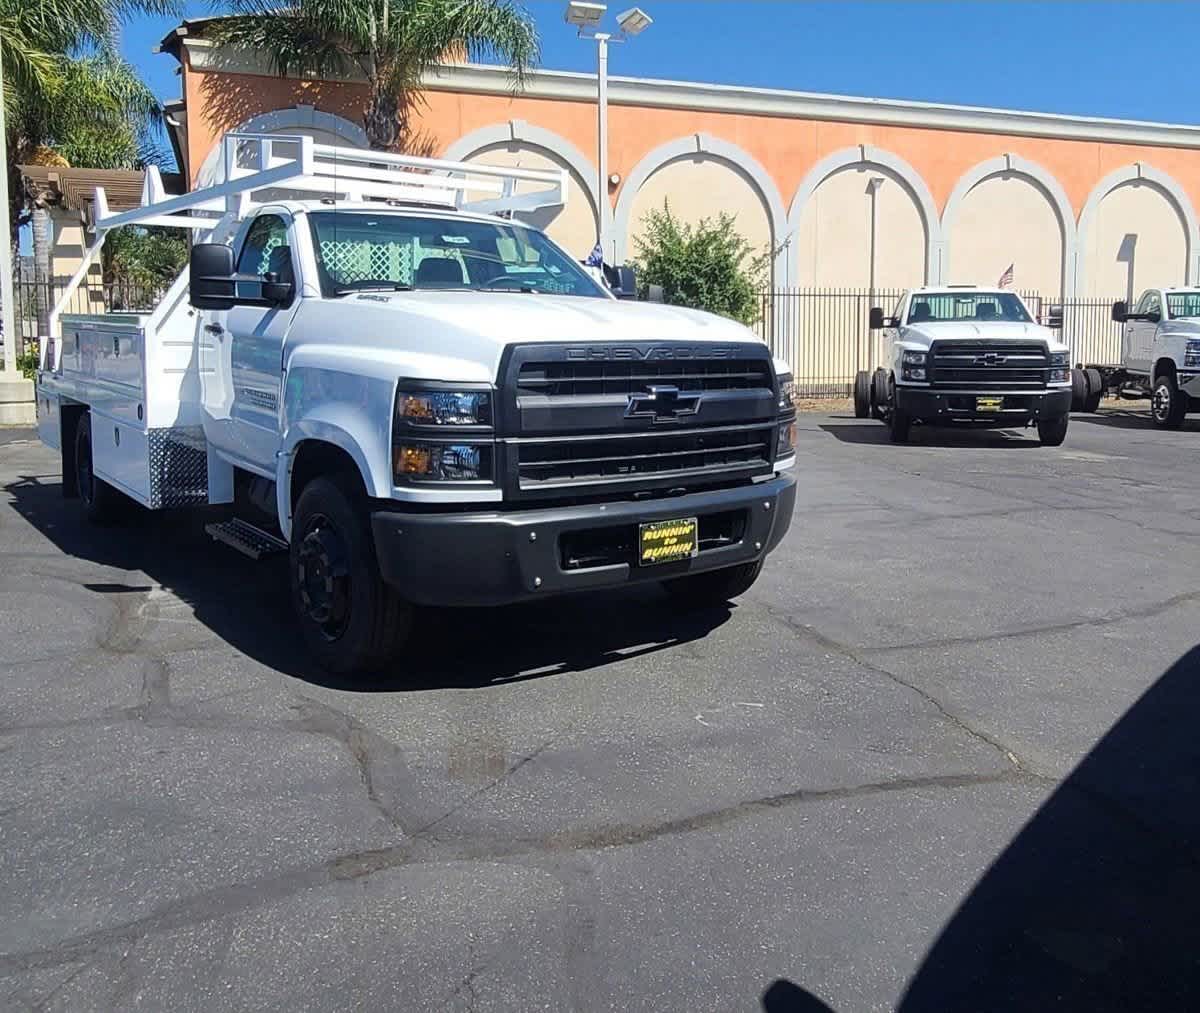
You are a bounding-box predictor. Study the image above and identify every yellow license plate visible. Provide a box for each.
[976,396,1004,412]
[638,517,698,566]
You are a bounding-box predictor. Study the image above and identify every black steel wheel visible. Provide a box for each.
[871,369,888,421]
[889,404,912,443]
[73,412,124,524]
[1151,372,1187,430]
[290,475,412,674]
[1070,368,1087,412]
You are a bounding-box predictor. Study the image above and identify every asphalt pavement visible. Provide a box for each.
[1,407,1198,1011]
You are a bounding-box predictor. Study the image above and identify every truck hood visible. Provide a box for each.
[902,320,1066,351]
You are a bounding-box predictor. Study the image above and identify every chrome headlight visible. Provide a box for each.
[1048,351,1071,383]
[901,350,927,382]
[1186,341,1200,369]
[393,384,495,483]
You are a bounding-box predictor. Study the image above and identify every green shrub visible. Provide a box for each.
[631,201,766,326]
[16,342,40,381]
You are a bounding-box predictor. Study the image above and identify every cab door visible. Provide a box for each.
[222,212,302,473]
[1125,291,1160,374]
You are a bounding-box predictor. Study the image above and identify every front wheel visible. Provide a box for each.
[664,560,763,608]
[1152,373,1187,429]
[1037,415,1069,446]
[290,475,412,675]
[889,405,912,443]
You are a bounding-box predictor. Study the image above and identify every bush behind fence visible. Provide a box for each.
[755,288,1125,399]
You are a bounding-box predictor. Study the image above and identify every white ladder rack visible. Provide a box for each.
[47,132,568,344]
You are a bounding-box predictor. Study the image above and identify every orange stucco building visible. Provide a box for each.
[159,18,1200,303]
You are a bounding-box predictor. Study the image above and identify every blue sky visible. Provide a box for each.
[121,1,1200,126]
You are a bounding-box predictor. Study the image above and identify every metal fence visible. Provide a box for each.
[756,288,1126,398]
[5,262,166,357]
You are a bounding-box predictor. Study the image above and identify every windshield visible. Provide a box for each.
[307,211,608,299]
[907,292,1032,325]
[1166,292,1200,318]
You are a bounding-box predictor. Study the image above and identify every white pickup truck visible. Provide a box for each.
[853,286,1073,444]
[34,134,796,674]
[1070,289,1200,428]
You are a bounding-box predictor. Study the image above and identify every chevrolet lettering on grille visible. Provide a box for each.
[565,346,736,360]
[625,385,701,423]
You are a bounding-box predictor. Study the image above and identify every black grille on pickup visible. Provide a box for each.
[498,341,779,501]
[516,424,773,490]
[929,342,1049,391]
[516,358,773,397]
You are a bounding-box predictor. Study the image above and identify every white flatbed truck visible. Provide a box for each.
[35,133,797,674]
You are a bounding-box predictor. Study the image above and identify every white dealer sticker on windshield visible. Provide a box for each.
[440,236,470,244]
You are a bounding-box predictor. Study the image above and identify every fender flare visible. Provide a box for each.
[277,417,382,540]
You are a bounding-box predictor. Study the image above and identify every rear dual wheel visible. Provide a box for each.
[853,371,871,419]
[73,412,125,524]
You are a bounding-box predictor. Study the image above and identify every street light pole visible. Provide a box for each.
[0,46,19,374]
[595,32,610,258]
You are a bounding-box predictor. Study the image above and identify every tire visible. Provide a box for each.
[664,560,763,608]
[1151,371,1187,430]
[853,371,871,419]
[1036,414,1069,447]
[290,474,412,675]
[1070,368,1087,412]
[871,369,888,421]
[73,412,125,524]
[1084,368,1104,413]
[889,404,912,444]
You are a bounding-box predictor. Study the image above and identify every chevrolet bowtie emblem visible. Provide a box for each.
[975,352,1007,366]
[625,384,701,422]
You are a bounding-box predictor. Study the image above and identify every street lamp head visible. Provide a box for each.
[565,1,607,27]
[616,7,653,35]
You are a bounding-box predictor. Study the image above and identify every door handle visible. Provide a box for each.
[205,323,225,336]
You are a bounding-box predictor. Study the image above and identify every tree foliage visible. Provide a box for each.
[211,0,539,151]
[631,202,766,326]
[2,0,176,239]
[102,225,188,295]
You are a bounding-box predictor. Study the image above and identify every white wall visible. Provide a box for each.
[1081,183,1187,299]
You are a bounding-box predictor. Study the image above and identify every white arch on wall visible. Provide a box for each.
[441,119,602,229]
[611,134,789,282]
[1074,162,1200,292]
[941,153,1077,296]
[785,144,943,286]
[194,105,369,187]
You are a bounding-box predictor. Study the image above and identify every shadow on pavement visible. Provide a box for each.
[1071,409,1198,432]
[765,645,1200,1011]
[818,423,1040,448]
[5,473,731,691]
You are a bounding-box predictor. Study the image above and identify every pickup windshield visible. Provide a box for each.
[1166,292,1200,318]
[906,292,1031,324]
[308,211,607,299]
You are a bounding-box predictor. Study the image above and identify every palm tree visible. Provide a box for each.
[213,0,539,151]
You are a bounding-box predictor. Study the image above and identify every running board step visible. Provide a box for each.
[205,518,288,560]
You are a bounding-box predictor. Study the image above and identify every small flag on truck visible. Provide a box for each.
[997,263,1014,289]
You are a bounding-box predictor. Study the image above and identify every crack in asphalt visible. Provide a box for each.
[756,602,1045,779]
[0,767,1028,977]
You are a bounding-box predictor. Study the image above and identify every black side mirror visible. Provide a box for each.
[1147,309,1162,324]
[869,307,885,330]
[190,244,236,310]
[607,264,637,300]
[261,274,295,306]
[1111,300,1128,323]
[1044,304,1064,329]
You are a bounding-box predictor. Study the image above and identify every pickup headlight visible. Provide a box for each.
[1048,351,1071,383]
[1186,341,1200,369]
[776,372,796,460]
[901,350,927,382]
[393,384,495,483]
[777,374,795,414]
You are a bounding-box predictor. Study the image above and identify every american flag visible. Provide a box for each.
[585,242,604,267]
[997,263,1014,289]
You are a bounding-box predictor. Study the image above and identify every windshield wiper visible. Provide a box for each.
[476,285,539,294]
[333,283,414,296]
